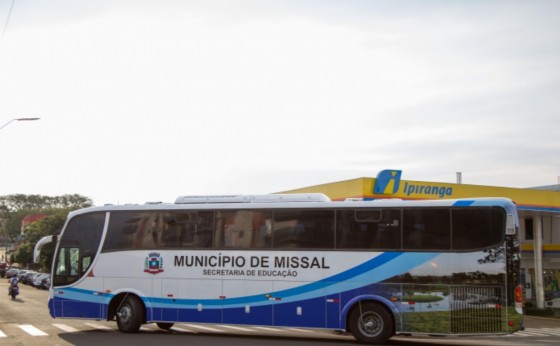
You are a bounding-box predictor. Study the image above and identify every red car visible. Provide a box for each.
[0,263,7,278]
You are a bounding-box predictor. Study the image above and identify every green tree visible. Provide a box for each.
[1,193,92,269]
[21,210,67,244]
[12,243,33,266]
[0,194,92,212]
[0,194,92,242]
[12,211,68,270]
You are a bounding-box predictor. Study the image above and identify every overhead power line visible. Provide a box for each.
[2,0,16,38]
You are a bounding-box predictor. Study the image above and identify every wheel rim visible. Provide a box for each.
[117,304,132,325]
[358,311,383,337]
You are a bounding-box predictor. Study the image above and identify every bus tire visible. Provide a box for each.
[156,322,174,330]
[349,302,393,344]
[116,296,143,333]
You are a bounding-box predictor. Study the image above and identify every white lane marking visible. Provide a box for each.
[286,327,313,333]
[52,324,79,333]
[0,330,6,337]
[181,324,223,332]
[517,329,550,336]
[84,322,112,330]
[171,326,193,333]
[221,325,256,332]
[18,324,48,336]
[253,326,283,332]
[536,328,560,336]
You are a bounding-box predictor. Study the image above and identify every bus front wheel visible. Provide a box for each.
[349,302,393,344]
[116,296,143,333]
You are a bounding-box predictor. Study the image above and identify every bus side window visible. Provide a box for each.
[336,210,374,249]
[336,209,401,250]
[230,211,252,247]
[196,211,214,248]
[254,213,273,248]
[214,211,227,248]
[403,208,450,250]
[452,207,504,250]
[273,210,334,249]
[81,255,92,275]
[161,213,180,246]
[214,210,272,249]
[375,209,401,250]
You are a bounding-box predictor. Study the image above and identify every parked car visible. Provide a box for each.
[40,275,51,290]
[22,271,38,285]
[28,272,42,287]
[33,273,50,289]
[5,268,19,279]
[546,298,560,308]
[16,270,29,282]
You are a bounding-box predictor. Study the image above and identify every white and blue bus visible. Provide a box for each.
[34,194,523,344]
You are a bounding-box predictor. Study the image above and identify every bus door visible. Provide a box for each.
[52,242,104,319]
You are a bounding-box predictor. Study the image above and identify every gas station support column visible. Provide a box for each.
[534,216,545,309]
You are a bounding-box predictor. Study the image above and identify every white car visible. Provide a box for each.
[32,273,50,289]
[546,298,560,308]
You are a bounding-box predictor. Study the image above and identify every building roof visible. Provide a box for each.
[282,176,560,214]
[529,184,560,192]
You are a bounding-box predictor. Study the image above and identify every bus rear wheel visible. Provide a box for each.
[116,296,143,333]
[349,302,393,344]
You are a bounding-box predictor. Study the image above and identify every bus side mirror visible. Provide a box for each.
[33,235,58,263]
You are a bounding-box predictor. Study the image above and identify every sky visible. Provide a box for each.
[0,0,559,206]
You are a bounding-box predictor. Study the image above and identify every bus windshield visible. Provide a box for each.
[53,212,105,286]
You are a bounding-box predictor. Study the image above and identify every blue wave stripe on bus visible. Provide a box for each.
[56,252,440,310]
[271,252,403,300]
[453,198,516,208]
[52,287,113,304]
[149,252,440,309]
[452,200,474,207]
[267,252,440,305]
[147,252,404,308]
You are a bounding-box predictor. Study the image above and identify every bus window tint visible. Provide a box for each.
[273,210,334,249]
[452,207,505,250]
[336,209,401,250]
[403,208,451,250]
[355,209,382,222]
[103,212,159,250]
[159,211,214,248]
[214,210,272,248]
[177,211,214,248]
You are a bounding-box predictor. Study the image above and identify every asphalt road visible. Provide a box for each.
[1,279,559,346]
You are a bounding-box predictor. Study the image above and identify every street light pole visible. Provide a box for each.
[0,117,40,262]
[0,117,41,131]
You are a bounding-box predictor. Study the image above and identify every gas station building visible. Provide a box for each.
[283,170,560,310]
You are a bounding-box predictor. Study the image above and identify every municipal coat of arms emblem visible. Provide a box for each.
[144,252,164,274]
